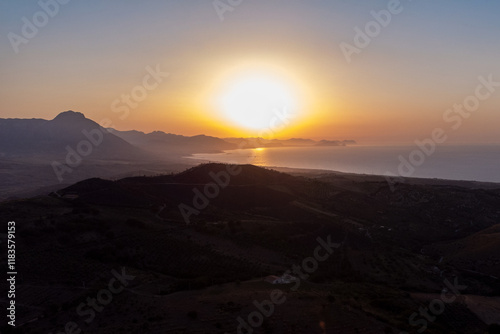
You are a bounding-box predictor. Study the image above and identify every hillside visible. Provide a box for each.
[110,129,237,157]
[0,111,197,201]
[0,111,150,160]
[424,224,500,279]
[1,164,499,333]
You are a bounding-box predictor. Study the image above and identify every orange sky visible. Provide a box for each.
[1,1,499,143]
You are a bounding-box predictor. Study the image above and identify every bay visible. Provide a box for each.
[186,145,500,183]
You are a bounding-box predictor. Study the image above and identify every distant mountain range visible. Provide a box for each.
[0,110,356,199]
[108,129,237,159]
[0,110,356,161]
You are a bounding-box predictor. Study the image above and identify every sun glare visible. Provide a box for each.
[217,73,298,131]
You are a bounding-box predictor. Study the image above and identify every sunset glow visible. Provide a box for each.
[1,1,499,143]
[217,73,298,130]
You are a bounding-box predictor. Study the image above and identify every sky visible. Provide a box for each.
[1,0,499,143]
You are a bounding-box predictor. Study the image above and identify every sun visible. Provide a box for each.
[217,73,298,131]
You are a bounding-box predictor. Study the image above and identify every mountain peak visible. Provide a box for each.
[52,110,86,121]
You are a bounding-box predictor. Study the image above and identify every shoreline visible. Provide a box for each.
[181,144,500,185]
[178,157,500,190]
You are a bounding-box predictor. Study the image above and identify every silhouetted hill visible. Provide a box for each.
[0,110,151,160]
[173,163,295,185]
[223,137,356,148]
[59,163,297,210]
[315,140,357,146]
[2,164,500,333]
[109,129,237,157]
[60,177,158,207]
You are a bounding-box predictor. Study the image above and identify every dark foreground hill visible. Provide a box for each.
[1,164,499,333]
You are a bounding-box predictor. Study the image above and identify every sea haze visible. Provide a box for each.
[187,145,500,183]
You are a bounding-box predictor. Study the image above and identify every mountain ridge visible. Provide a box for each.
[0,111,358,159]
[0,110,149,160]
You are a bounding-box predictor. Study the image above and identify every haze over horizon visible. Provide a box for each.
[1,1,500,144]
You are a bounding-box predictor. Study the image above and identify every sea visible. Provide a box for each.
[186,145,500,183]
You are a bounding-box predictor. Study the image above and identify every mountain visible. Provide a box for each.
[109,129,237,157]
[224,137,356,148]
[0,111,357,161]
[0,110,150,160]
[0,111,184,200]
[282,137,318,146]
[315,139,357,146]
